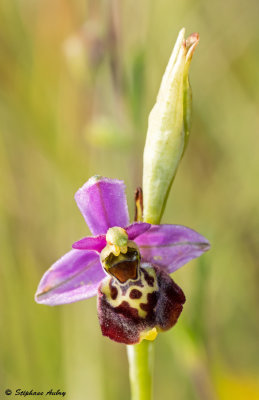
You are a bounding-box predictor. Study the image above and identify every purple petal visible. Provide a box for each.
[135,224,210,274]
[125,222,151,240]
[72,235,106,252]
[35,249,105,305]
[75,176,129,235]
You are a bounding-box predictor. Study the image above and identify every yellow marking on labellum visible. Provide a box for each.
[153,255,163,261]
[140,327,158,341]
[101,267,158,319]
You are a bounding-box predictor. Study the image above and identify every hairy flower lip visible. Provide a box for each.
[35,176,210,307]
[98,264,186,344]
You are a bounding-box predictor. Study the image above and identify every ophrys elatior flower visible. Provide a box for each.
[35,176,210,344]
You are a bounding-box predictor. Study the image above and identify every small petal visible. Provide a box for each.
[75,176,129,235]
[72,235,106,252]
[125,222,151,240]
[135,224,210,274]
[35,250,105,305]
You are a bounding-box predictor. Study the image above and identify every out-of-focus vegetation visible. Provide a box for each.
[1,0,259,399]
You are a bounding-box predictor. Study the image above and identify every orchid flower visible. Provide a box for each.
[35,175,210,345]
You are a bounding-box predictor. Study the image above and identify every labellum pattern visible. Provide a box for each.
[98,264,185,344]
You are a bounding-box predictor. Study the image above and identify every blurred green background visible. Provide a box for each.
[1,0,259,399]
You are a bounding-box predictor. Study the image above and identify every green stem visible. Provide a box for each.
[127,341,154,400]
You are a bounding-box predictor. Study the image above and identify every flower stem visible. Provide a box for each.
[127,341,154,400]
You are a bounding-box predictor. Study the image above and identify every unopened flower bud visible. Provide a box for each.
[143,28,199,224]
